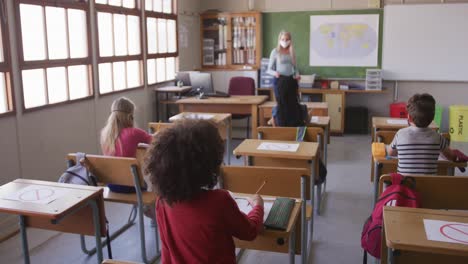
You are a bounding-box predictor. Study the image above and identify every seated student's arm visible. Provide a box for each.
[223,192,264,241]
[387,133,399,157]
[439,135,457,161]
[135,128,153,144]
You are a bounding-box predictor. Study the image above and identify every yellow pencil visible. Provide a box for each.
[255,180,267,194]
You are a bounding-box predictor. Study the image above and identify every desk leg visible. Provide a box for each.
[19,215,30,264]
[289,225,296,264]
[309,159,316,243]
[387,248,394,264]
[251,105,258,139]
[300,176,307,264]
[324,125,329,166]
[89,199,103,264]
[259,108,266,126]
[373,162,380,206]
[226,117,232,165]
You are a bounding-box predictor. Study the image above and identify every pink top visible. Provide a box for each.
[106,127,152,157]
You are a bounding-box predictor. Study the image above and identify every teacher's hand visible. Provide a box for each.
[294,75,301,81]
[274,72,280,78]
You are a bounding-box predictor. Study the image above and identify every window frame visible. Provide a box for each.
[15,0,94,112]
[145,0,179,85]
[95,1,145,96]
[0,1,15,117]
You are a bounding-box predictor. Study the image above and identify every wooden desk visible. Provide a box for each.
[258,101,328,126]
[372,156,467,205]
[233,139,319,241]
[371,117,439,141]
[233,193,302,264]
[0,179,106,264]
[384,207,468,263]
[177,95,268,138]
[154,86,192,121]
[169,112,232,165]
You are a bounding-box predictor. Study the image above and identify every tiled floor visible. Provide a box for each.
[0,135,376,264]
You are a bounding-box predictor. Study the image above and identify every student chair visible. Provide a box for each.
[66,154,160,264]
[378,174,468,264]
[256,126,326,215]
[228,76,255,138]
[220,166,313,264]
[371,130,397,182]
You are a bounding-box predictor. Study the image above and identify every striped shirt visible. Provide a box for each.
[390,126,448,175]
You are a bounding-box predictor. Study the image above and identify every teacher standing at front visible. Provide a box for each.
[267,31,304,126]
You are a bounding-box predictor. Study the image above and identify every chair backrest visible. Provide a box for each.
[148,122,173,134]
[375,130,396,144]
[378,174,468,264]
[228,77,255,96]
[67,154,144,187]
[220,166,309,199]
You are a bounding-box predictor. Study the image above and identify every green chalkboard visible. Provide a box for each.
[262,9,383,79]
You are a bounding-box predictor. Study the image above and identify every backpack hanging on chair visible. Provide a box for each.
[58,152,113,259]
[361,173,421,262]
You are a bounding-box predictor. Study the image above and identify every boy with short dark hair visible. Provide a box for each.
[387,93,457,175]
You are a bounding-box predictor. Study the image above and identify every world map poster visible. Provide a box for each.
[309,14,379,67]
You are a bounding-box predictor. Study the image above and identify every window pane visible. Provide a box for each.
[127,16,140,55]
[0,73,7,113]
[46,67,67,104]
[0,24,4,62]
[113,14,128,56]
[156,58,165,82]
[122,0,135,8]
[127,60,140,88]
[68,65,89,100]
[162,0,172,13]
[166,57,175,80]
[108,0,121,6]
[68,9,88,58]
[99,63,112,94]
[20,4,47,61]
[167,19,177,53]
[157,19,167,53]
[145,0,152,11]
[95,0,107,4]
[147,18,157,54]
[153,0,162,12]
[147,59,156,84]
[22,69,46,108]
[46,7,68,59]
[98,12,113,57]
[113,61,126,90]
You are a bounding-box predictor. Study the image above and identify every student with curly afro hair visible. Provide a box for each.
[146,119,264,263]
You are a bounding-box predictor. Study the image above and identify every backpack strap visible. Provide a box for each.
[76,152,86,162]
[296,127,306,142]
[390,172,403,185]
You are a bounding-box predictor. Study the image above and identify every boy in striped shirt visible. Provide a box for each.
[387,94,457,175]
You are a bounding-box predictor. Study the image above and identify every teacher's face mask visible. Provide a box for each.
[280,40,290,48]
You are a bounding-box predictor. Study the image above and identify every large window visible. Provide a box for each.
[96,0,143,94]
[145,0,178,84]
[0,5,13,115]
[17,1,92,110]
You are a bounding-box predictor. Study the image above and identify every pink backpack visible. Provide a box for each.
[361,173,421,260]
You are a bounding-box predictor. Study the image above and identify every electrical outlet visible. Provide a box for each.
[368,0,381,8]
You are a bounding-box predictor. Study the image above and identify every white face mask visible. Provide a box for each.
[280,40,290,49]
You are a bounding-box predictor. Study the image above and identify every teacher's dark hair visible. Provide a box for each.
[145,119,224,205]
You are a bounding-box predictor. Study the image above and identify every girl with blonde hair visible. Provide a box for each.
[267,31,305,127]
[100,97,152,157]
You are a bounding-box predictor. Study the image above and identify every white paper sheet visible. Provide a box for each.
[310,116,319,123]
[257,142,300,152]
[386,119,408,125]
[2,185,67,205]
[424,219,468,245]
[232,195,274,223]
[184,113,215,120]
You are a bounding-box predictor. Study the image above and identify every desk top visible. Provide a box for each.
[309,116,331,126]
[372,116,438,130]
[233,139,318,160]
[155,86,192,93]
[169,112,231,123]
[0,179,103,220]
[176,95,268,105]
[384,206,468,257]
[259,101,328,109]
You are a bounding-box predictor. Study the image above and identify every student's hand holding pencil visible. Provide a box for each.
[248,194,264,208]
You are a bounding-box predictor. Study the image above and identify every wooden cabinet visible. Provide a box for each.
[323,92,345,134]
[200,12,262,70]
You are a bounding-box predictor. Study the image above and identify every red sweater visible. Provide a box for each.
[156,189,264,264]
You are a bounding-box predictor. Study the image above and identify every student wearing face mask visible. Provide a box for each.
[267,31,305,127]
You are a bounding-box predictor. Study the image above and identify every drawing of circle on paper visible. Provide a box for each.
[19,188,55,202]
[440,224,468,244]
[265,143,291,151]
